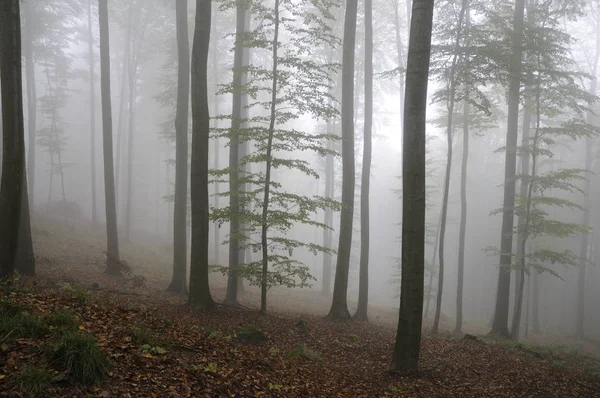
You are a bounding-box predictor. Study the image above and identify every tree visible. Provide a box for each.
[490,0,526,337]
[168,0,190,295]
[431,0,469,335]
[328,0,358,321]
[22,0,36,208]
[354,0,373,322]
[390,0,434,373]
[188,0,215,309]
[98,0,121,276]
[88,0,98,225]
[0,0,35,279]
[213,0,340,314]
[224,0,250,305]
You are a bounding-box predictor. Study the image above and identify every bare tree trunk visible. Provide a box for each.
[115,0,134,209]
[491,0,525,337]
[0,0,35,279]
[532,271,541,333]
[88,0,98,225]
[168,0,190,294]
[510,98,531,340]
[224,1,249,305]
[125,55,138,241]
[393,0,405,135]
[390,0,433,374]
[328,0,358,321]
[188,0,215,309]
[98,0,121,276]
[432,0,468,335]
[354,0,373,322]
[424,212,441,318]
[23,0,36,208]
[211,14,220,266]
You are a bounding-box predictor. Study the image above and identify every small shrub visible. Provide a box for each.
[51,330,109,385]
[12,365,52,394]
[203,362,218,373]
[347,334,360,340]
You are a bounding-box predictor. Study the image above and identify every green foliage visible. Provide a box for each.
[203,362,218,374]
[44,308,77,330]
[57,282,89,304]
[212,0,342,298]
[514,343,600,378]
[268,383,283,391]
[12,365,53,395]
[50,330,110,385]
[141,344,167,355]
[0,301,49,342]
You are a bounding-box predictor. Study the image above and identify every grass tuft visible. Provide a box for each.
[51,330,109,385]
[12,365,53,394]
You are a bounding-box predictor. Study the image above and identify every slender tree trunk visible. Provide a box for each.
[260,0,281,315]
[393,0,405,135]
[491,0,525,337]
[532,270,541,333]
[224,1,249,305]
[328,0,358,321]
[188,0,215,309]
[510,98,531,340]
[98,0,121,276]
[524,272,530,337]
[0,0,35,279]
[212,17,220,266]
[432,0,468,335]
[354,0,373,322]
[168,0,190,294]
[576,25,599,338]
[390,0,433,374]
[23,0,36,208]
[424,212,441,318]
[88,0,98,225]
[125,55,137,241]
[115,0,134,207]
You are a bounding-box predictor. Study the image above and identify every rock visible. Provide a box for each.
[463,333,479,341]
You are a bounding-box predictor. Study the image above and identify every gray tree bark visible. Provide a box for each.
[390,0,433,374]
[98,0,121,275]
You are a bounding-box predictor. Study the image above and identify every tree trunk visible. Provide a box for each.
[23,0,36,209]
[393,0,405,135]
[260,0,281,315]
[389,0,433,374]
[424,212,441,318]
[490,0,525,337]
[510,97,531,340]
[0,0,35,279]
[354,0,373,322]
[432,0,468,335]
[212,14,220,266]
[168,0,190,294]
[125,52,137,241]
[98,0,121,276]
[88,0,98,225]
[188,0,215,309]
[576,24,600,338]
[327,0,358,321]
[224,1,249,305]
[115,0,134,211]
[532,270,541,333]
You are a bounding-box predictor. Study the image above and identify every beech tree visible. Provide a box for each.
[188,0,215,309]
[98,0,121,275]
[168,0,190,295]
[0,0,35,279]
[328,0,358,321]
[390,0,434,373]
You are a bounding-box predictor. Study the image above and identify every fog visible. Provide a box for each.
[4,0,600,342]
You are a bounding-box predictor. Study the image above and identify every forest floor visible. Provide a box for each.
[1,215,600,397]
